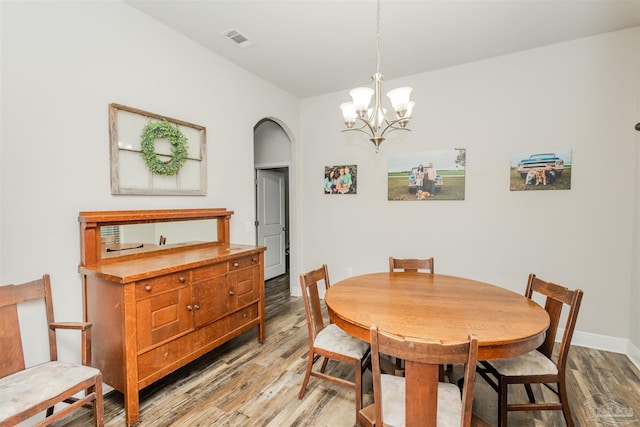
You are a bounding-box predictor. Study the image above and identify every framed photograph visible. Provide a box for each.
[109,103,207,195]
[324,165,357,194]
[510,149,572,191]
[388,149,466,201]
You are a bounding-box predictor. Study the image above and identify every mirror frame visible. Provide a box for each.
[79,208,233,266]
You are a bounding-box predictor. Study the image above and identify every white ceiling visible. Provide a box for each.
[125,0,640,99]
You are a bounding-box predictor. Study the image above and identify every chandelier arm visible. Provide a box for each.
[341,127,376,138]
[379,119,413,137]
[356,116,379,137]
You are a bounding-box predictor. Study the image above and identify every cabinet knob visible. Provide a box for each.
[233,262,239,267]
[179,276,186,283]
[194,304,200,310]
[252,257,257,262]
[187,305,193,311]
[145,285,152,292]
[229,290,234,296]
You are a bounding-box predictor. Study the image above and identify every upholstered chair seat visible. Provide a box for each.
[0,361,102,423]
[377,373,464,427]
[488,350,558,376]
[314,323,369,360]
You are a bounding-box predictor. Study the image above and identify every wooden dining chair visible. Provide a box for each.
[389,256,435,273]
[298,264,371,417]
[476,273,583,427]
[360,325,479,427]
[0,274,104,426]
[388,256,436,374]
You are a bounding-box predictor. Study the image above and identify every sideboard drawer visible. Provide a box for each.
[136,272,189,299]
[191,263,227,282]
[229,254,260,271]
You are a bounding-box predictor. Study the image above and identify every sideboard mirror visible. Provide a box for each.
[79,208,233,266]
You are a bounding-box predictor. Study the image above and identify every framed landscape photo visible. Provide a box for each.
[388,148,466,201]
[510,149,572,191]
[324,164,357,194]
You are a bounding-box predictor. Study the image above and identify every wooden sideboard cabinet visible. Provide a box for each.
[78,209,265,426]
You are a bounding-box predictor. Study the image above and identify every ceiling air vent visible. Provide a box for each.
[221,28,254,48]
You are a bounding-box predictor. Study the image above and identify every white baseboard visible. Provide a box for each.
[627,340,640,371]
[562,329,640,371]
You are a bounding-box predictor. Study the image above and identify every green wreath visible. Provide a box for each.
[140,120,189,176]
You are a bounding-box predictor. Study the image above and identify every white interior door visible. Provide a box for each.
[256,169,286,280]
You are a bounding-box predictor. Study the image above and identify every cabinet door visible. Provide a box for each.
[137,285,192,351]
[228,266,260,311]
[192,275,228,328]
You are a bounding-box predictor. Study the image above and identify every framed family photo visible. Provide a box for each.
[324,164,357,194]
[510,149,572,191]
[388,148,466,201]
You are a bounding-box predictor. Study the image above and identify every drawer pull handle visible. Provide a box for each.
[229,290,234,296]
[252,257,257,262]
[145,285,152,292]
[233,262,239,267]
[194,304,200,310]
[179,277,186,283]
[187,305,193,311]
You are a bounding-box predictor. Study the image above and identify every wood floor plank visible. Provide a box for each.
[50,273,640,427]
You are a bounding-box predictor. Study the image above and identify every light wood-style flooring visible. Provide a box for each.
[53,273,640,426]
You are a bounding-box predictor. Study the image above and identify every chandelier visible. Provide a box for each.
[340,0,414,153]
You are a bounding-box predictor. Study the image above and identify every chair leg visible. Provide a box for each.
[94,379,104,427]
[498,379,508,427]
[298,351,315,399]
[525,383,536,403]
[354,359,363,412]
[320,356,329,373]
[558,381,574,427]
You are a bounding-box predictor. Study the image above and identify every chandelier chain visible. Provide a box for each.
[376,0,381,75]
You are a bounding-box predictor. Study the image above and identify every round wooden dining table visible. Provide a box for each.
[325,272,550,361]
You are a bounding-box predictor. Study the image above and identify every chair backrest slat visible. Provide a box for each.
[0,303,26,378]
[389,257,434,274]
[300,265,331,340]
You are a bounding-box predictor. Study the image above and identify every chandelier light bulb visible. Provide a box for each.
[340,102,357,128]
[387,87,413,115]
[349,87,375,117]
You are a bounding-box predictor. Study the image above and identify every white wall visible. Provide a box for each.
[299,28,640,350]
[0,1,299,364]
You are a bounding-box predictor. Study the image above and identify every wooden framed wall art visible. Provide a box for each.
[109,103,207,195]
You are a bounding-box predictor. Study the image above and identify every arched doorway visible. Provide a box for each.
[254,119,291,282]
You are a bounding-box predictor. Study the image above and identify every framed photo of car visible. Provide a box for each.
[510,149,572,191]
[387,148,466,201]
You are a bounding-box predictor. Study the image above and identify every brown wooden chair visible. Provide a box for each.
[388,256,436,374]
[298,264,371,417]
[476,273,583,427]
[0,275,104,426]
[360,325,478,427]
[389,256,435,273]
